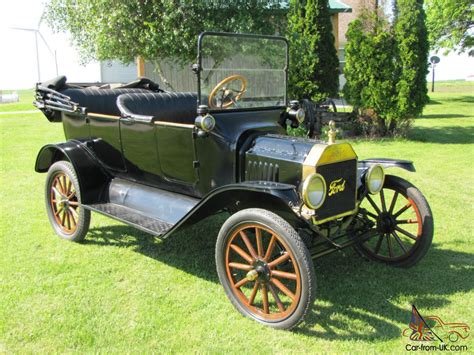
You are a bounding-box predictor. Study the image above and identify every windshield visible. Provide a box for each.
[198,33,287,111]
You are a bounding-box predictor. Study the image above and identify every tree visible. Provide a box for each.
[343,14,398,134]
[426,0,474,55]
[45,1,285,77]
[287,0,339,101]
[394,0,429,119]
[343,1,429,136]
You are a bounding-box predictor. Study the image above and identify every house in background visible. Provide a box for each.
[101,0,356,91]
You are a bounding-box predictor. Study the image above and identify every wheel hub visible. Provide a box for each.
[377,212,395,233]
[246,259,271,282]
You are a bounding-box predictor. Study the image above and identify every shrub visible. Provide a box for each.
[287,0,340,102]
[343,2,429,136]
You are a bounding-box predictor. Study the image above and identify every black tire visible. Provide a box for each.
[45,161,90,242]
[216,208,316,329]
[354,175,433,268]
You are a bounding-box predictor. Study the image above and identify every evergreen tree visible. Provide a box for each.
[343,1,429,136]
[394,0,429,118]
[288,0,340,101]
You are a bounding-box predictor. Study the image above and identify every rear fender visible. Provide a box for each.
[35,141,110,204]
[163,181,305,238]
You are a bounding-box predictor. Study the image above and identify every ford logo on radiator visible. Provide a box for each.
[328,178,346,196]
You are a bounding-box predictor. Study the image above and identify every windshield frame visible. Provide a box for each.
[196,31,289,112]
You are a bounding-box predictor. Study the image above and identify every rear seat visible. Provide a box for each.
[117,92,198,124]
[62,88,150,116]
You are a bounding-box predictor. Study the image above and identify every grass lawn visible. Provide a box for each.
[1,82,473,352]
[0,89,38,113]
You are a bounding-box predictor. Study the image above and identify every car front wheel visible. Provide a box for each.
[355,175,433,268]
[45,161,90,242]
[216,208,316,329]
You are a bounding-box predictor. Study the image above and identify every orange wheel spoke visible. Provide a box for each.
[268,283,285,312]
[67,190,76,199]
[261,283,269,314]
[264,235,276,261]
[66,210,71,229]
[61,210,67,226]
[230,244,254,264]
[52,186,63,198]
[234,277,250,289]
[68,201,79,206]
[229,262,253,271]
[271,270,297,280]
[396,218,418,224]
[271,278,296,301]
[66,179,72,196]
[54,207,64,216]
[69,207,77,224]
[255,228,263,257]
[240,231,257,259]
[62,176,68,195]
[248,281,259,306]
[268,252,290,269]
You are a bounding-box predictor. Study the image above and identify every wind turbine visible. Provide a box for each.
[10,12,58,82]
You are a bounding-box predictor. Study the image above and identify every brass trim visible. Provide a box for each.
[88,112,120,119]
[302,173,327,209]
[302,142,358,225]
[302,143,358,180]
[154,121,195,128]
[366,164,385,194]
[311,207,358,225]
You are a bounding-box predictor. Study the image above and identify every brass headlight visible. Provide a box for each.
[366,164,385,194]
[302,173,327,209]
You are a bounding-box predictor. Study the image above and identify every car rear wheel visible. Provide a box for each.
[216,208,316,329]
[45,161,90,242]
[354,175,433,268]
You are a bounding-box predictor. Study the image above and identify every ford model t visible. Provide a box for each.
[34,32,433,329]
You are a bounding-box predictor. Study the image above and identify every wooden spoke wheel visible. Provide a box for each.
[216,209,315,329]
[355,175,433,268]
[45,161,90,242]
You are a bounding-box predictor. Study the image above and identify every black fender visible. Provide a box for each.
[163,181,305,238]
[35,140,110,204]
[359,158,415,172]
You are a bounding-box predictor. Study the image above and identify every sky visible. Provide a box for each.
[0,0,473,90]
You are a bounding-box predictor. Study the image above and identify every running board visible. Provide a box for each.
[83,178,200,237]
[84,203,174,237]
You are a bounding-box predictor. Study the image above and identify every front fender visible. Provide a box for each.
[35,140,110,204]
[163,181,305,238]
[359,158,415,172]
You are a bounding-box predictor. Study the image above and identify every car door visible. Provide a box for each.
[154,121,198,187]
[119,115,162,184]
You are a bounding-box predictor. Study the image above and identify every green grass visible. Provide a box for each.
[1,82,473,352]
[0,89,37,112]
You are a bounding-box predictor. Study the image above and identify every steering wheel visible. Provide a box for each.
[208,75,247,109]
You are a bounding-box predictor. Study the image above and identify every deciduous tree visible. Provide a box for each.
[425,0,474,55]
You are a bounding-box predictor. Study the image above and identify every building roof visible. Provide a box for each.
[274,1,352,14]
[328,0,352,14]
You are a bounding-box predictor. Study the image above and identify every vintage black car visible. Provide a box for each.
[34,32,433,329]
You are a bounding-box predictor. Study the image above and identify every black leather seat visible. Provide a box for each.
[117,92,198,124]
[62,88,150,116]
